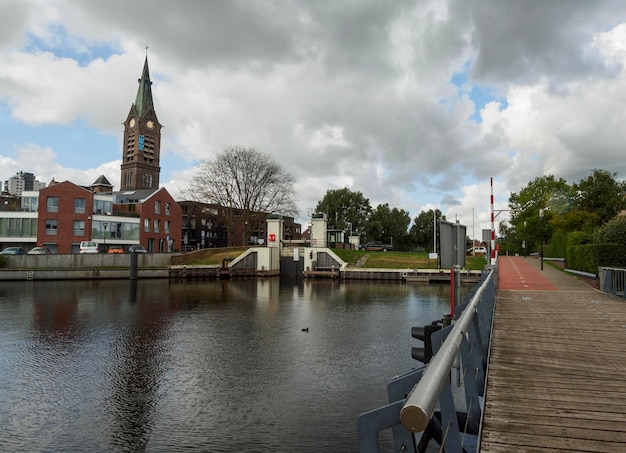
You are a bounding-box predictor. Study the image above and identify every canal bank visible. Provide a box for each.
[0,248,484,282]
[0,264,483,283]
[0,253,171,281]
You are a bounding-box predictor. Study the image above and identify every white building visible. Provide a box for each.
[5,172,46,197]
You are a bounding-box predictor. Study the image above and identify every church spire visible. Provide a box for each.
[134,56,154,118]
[120,56,162,192]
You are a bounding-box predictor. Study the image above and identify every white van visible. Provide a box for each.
[79,241,100,254]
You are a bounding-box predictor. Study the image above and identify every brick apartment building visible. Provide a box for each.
[34,180,182,254]
[178,200,302,250]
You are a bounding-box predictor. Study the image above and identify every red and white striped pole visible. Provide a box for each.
[490,177,496,265]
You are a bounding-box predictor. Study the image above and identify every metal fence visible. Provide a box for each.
[357,266,497,453]
[599,266,626,297]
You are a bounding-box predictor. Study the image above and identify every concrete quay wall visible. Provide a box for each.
[0,268,169,281]
[1,253,171,269]
[0,253,172,280]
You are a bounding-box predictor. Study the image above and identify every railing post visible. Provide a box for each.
[454,265,461,316]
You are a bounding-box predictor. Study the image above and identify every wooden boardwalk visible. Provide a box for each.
[480,256,626,452]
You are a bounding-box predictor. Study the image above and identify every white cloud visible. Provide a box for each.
[2,0,626,233]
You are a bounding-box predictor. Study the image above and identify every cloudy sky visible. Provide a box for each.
[2,0,626,239]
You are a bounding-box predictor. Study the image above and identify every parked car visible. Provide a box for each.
[28,247,51,255]
[362,241,393,252]
[107,246,124,254]
[468,246,487,255]
[129,245,147,254]
[1,247,27,255]
[79,241,100,254]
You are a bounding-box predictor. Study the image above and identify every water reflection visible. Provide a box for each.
[0,278,462,452]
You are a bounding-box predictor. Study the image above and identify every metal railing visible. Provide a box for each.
[357,266,497,453]
[600,266,626,297]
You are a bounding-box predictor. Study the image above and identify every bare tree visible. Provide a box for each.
[189,146,297,245]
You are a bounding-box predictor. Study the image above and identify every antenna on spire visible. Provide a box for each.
[145,46,149,57]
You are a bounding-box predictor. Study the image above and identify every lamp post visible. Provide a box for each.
[523,220,527,259]
[433,210,437,255]
[538,209,544,271]
[103,222,108,250]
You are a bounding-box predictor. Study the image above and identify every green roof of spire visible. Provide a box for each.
[134,56,154,118]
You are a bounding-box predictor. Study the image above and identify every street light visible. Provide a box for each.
[523,220,527,259]
[538,209,544,271]
[103,222,108,249]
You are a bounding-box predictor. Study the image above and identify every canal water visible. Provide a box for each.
[0,278,458,452]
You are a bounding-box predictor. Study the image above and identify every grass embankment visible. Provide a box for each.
[332,249,486,270]
[180,249,244,266]
[185,248,487,271]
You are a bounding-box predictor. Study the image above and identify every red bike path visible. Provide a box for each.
[496,255,592,291]
[497,255,557,291]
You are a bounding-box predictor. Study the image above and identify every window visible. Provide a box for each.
[93,199,112,215]
[154,219,160,233]
[142,173,153,188]
[22,196,38,212]
[144,218,150,232]
[164,220,170,234]
[0,218,37,237]
[73,220,85,236]
[46,219,58,235]
[112,223,122,239]
[74,198,86,214]
[47,197,59,212]
[165,202,171,215]
[155,201,161,214]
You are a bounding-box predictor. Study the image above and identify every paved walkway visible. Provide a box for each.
[480,256,626,452]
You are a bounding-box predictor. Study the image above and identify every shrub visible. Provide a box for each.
[595,216,626,246]
[568,243,626,274]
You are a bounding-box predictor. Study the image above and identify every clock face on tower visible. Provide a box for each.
[129,118,136,128]
[147,120,154,129]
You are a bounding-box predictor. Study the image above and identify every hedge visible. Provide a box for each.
[567,243,626,274]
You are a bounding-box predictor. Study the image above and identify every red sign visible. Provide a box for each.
[269,233,276,242]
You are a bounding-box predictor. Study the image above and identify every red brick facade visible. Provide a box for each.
[35,181,182,254]
[135,188,182,252]
[37,182,94,254]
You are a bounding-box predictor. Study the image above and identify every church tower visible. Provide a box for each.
[120,57,162,191]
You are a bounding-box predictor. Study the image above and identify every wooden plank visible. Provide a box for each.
[480,256,626,452]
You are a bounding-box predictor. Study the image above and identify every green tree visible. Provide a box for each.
[366,203,410,246]
[315,188,371,235]
[550,210,599,235]
[573,169,626,226]
[508,175,571,253]
[595,216,626,247]
[409,209,443,251]
[509,175,572,220]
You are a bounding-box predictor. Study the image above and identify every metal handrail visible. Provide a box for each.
[599,266,626,297]
[399,268,495,432]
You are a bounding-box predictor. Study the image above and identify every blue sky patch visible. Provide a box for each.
[450,64,508,122]
[25,26,121,66]
[0,104,119,168]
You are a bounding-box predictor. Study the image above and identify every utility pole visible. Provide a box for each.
[433,210,436,254]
